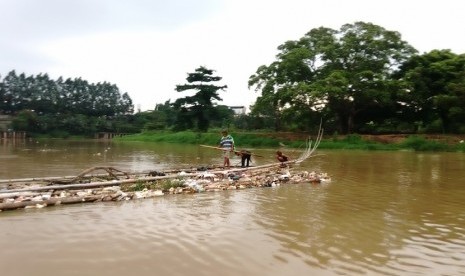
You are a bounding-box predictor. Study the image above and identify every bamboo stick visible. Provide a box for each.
[0,173,133,184]
[0,175,180,194]
[0,195,102,211]
[0,166,219,184]
[0,192,44,199]
[200,145,264,157]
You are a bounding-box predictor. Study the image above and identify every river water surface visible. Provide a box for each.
[1,139,465,276]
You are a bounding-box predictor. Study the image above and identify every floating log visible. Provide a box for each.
[0,195,102,211]
[0,191,43,199]
[2,176,173,194]
[0,165,221,185]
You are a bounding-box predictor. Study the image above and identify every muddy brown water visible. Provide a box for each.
[1,139,465,276]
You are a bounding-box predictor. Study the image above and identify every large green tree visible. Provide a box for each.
[398,50,465,133]
[249,22,417,133]
[172,66,227,132]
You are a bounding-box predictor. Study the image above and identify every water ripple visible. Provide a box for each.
[2,150,465,275]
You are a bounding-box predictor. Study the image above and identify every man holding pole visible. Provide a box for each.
[219,129,235,168]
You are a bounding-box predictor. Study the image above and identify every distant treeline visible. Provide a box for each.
[0,71,137,136]
[0,70,238,137]
[1,21,465,136]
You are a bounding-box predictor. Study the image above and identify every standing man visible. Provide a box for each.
[219,129,235,168]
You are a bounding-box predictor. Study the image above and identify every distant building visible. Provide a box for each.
[228,106,246,115]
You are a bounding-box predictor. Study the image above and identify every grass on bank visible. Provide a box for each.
[115,131,465,152]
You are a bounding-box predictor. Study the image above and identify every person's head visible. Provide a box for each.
[221,129,228,136]
[276,150,282,156]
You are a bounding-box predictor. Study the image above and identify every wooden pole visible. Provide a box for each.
[199,145,264,157]
[0,195,103,211]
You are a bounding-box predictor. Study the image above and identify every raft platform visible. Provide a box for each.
[0,127,327,212]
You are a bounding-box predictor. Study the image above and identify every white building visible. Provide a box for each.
[228,106,246,115]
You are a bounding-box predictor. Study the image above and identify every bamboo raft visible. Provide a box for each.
[0,129,329,212]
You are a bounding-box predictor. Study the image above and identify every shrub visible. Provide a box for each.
[401,136,450,151]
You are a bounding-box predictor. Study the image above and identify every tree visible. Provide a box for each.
[11,110,40,131]
[133,101,177,131]
[398,50,465,133]
[248,63,284,130]
[249,22,417,133]
[172,66,227,132]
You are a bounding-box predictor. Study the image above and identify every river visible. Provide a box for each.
[1,139,464,275]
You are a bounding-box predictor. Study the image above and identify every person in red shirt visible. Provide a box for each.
[276,150,289,163]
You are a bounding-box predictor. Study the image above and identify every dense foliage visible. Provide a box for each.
[395,50,465,133]
[249,22,465,134]
[132,101,234,132]
[0,71,133,116]
[0,71,134,136]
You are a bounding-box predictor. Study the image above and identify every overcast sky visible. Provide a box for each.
[1,0,464,111]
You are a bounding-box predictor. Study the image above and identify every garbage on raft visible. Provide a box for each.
[0,166,331,212]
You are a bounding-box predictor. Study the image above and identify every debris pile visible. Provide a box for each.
[0,166,331,212]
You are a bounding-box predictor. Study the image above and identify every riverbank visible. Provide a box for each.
[115,131,465,152]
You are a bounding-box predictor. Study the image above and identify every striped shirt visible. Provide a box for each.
[220,135,234,150]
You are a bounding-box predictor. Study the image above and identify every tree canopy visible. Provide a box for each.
[396,50,465,133]
[0,71,135,136]
[0,70,133,116]
[172,66,228,132]
[249,22,417,133]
